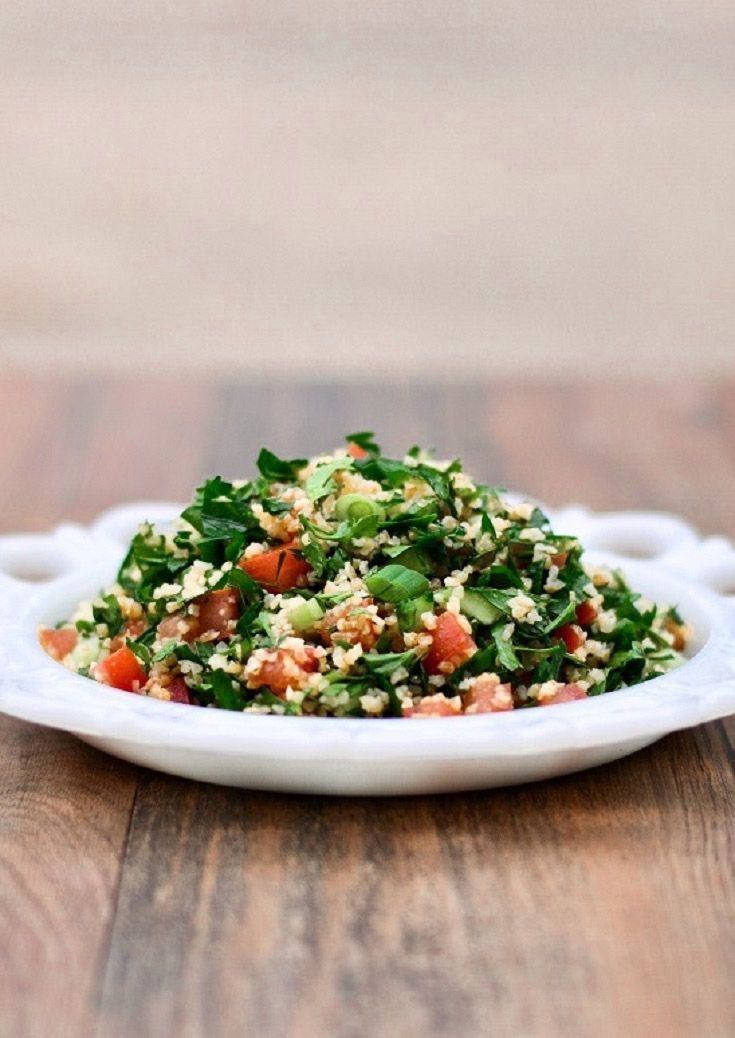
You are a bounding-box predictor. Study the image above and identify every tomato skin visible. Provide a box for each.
[407,694,461,717]
[95,646,147,693]
[552,623,585,654]
[575,600,598,626]
[540,683,588,706]
[157,589,241,643]
[40,627,78,661]
[168,675,193,705]
[239,542,310,593]
[109,619,148,653]
[347,442,368,460]
[249,646,319,697]
[550,551,568,568]
[423,612,477,676]
[197,588,241,638]
[463,674,514,714]
[157,613,198,643]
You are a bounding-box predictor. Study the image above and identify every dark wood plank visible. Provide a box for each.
[0,376,733,1037]
[95,724,735,1038]
[0,717,138,1037]
[0,376,218,1036]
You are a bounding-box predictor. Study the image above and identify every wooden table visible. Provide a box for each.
[1,375,733,1038]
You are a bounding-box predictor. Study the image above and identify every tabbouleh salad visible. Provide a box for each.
[40,434,691,717]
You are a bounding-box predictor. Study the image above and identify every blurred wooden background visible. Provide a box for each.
[1,2,735,378]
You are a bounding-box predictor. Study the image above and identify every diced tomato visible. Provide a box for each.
[39,627,77,661]
[239,541,310,593]
[249,645,319,697]
[109,618,149,653]
[94,646,147,693]
[423,612,477,676]
[157,589,241,644]
[540,683,588,706]
[157,612,198,643]
[552,623,585,654]
[347,441,368,460]
[168,675,193,705]
[408,693,461,717]
[550,551,568,568]
[463,674,514,714]
[197,588,241,638]
[575,600,598,626]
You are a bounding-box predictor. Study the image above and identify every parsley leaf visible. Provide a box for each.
[492,623,521,671]
[256,448,307,482]
[305,458,353,502]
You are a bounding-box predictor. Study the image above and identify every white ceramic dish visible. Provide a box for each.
[0,503,734,796]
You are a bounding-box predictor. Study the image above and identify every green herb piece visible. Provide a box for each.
[363,650,417,676]
[366,564,431,603]
[199,671,247,711]
[256,448,307,482]
[396,593,434,632]
[492,623,521,671]
[305,459,353,502]
[542,598,577,633]
[382,544,431,574]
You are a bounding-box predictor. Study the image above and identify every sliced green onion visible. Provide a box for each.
[335,494,384,523]
[288,598,325,632]
[365,564,430,603]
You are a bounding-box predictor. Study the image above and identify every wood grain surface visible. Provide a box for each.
[0,376,733,1038]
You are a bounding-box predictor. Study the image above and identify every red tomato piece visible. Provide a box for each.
[39,627,77,661]
[347,441,368,460]
[249,645,319,697]
[157,589,241,644]
[540,683,588,706]
[109,618,149,653]
[423,612,477,676]
[239,542,310,593]
[168,675,193,705]
[157,612,199,643]
[463,674,514,714]
[552,623,585,654]
[408,694,461,717]
[95,646,147,693]
[575,600,598,626]
[196,588,241,638]
[550,551,568,568]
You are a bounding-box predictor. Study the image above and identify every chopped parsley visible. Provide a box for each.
[40,434,690,717]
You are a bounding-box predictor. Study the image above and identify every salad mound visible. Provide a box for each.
[40,434,691,717]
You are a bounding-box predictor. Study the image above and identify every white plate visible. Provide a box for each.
[0,503,734,796]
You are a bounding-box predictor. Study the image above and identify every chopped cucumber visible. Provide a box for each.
[69,634,101,671]
[288,598,324,632]
[461,589,502,625]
